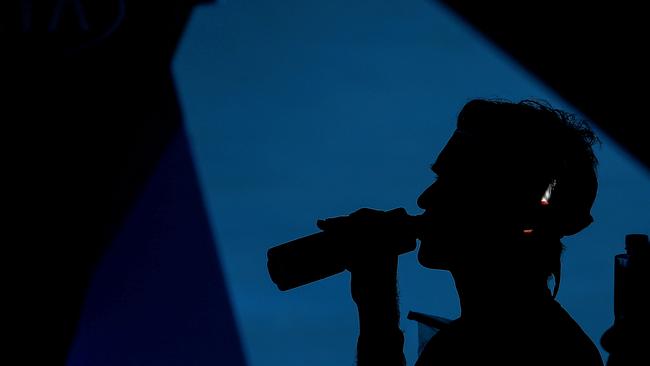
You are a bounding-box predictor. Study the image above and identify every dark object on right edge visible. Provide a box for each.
[601,234,650,366]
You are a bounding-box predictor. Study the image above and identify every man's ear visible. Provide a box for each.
[514,179,560,237]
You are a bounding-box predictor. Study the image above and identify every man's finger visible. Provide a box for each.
[316,216,352,231]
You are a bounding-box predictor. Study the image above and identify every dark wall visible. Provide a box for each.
[437,1,650,170]
[1,1,245,364]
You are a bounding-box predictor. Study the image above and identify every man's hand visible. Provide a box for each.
[316,207,408,304]
[317,208,407,365]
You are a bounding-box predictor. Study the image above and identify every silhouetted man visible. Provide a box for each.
[319,99,604,365]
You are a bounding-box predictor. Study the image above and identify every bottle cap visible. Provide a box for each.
[625,234,649,256]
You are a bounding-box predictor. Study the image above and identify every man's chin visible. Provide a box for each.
[417,247,450,270]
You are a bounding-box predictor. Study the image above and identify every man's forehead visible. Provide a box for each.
[431,129,524,176]
[432,130,488,174]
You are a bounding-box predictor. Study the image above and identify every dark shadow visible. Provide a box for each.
[1,2,245,365]
[433,2,650,170]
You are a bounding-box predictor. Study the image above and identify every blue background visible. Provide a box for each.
[173,1,649,365]
[68,1,650,365]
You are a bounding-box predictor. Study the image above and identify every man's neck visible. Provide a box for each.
[451,267,551,322]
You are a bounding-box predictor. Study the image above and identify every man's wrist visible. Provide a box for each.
[351,269,398,305]
[357,327,405,366]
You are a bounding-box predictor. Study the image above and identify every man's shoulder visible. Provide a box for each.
[545,301,604,365]
[415,303,604,366]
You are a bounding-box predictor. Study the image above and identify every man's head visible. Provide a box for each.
[416,99,599,284]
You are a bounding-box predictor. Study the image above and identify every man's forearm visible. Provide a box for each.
[353,272,406,366]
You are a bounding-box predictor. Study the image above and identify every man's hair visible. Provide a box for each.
[457,98,599,236]
[455,98,600,294]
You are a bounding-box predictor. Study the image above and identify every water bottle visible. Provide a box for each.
[601,233,649,365]
[267,208,420,291]
[614,234,649,322]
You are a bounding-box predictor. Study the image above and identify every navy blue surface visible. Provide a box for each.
[173,2,649,366]
[67,129,246,366]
